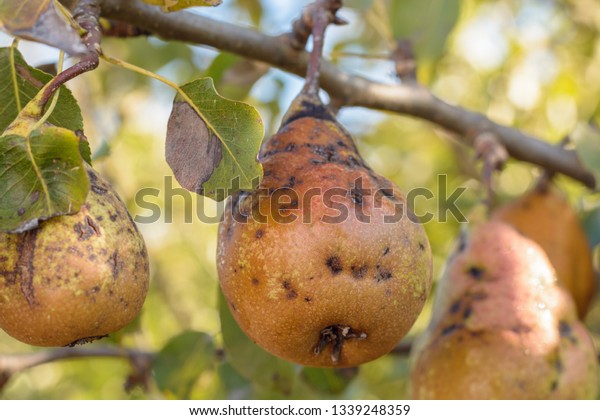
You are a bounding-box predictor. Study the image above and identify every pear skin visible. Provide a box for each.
[217,95,432,367]
[409,221,598,399]
[0,168,149,347]
[492,181,596,318]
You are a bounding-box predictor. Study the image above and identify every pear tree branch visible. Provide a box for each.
[0,346,155,389]
[92,0,595,189]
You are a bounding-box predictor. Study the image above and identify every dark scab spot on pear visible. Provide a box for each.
[284,143,297,152]
[449,300,461,314]
[554,357,564,373]
[351,265,368,279]
[550,381,558,392]
[91,184,108,195]
[337,139,349,149]
[462,306,473,319]
[467,266,485,280]
[326,256,343,275]
[511,325,532,334]
[251,278,259,286]
[255,229,264,239]
[383,247,390,256]
[384,288,392,297]
[281,281,297,299]
[558,320,577,344]
[284,176,296,188]
[441,323,464,336]
[108,251,120,279]
[109,213,118,222]
[311,158,325,165]
[419,242,425,251]
[264,170,272,177]
[74,216,100,241]
[304,296,312,302]
[376,269,393,282]
[283,101,335,126]
[350,188,363,205]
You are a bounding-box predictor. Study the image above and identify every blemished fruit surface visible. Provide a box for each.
[409,221,598,399]
[492,180,596,318]
[217,93,433,367]
[0,167,149,347]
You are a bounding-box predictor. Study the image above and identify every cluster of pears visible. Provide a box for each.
[217,7,432,367]
[409,180,599,399]
[0,166,149,347]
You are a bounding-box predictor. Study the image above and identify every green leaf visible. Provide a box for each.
[143,0,221,12]
[389,0,461,71]
[153,331,215,399]
[0,126,89,233]
[300,366,358,395]
[218,290,296,394]
[166,78,263,201]
[0,0,86,55]
[0,47,83,133]
[582,206,600,248]
[78,135,92,165]
[573,123,600,188]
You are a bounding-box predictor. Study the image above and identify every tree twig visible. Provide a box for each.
[94,0,595,189]
[0,346,155,388]
[38,0,101,111]
[285,0,346,50]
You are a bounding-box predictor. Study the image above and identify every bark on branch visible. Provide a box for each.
[95,0,595,188]
[0,346,154,388]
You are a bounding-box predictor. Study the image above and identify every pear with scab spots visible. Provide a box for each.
[217,7,432,367]
[408,221,598,399]
[0,167,149,347]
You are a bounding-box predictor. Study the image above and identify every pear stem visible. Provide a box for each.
[302,0,341,97]
[37,0,101,113]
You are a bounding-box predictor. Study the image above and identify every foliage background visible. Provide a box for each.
[1,0,600,399]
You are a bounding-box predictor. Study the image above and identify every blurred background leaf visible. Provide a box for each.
[218,291,297,397]
[153,331,215,399]
[1,0,600,399]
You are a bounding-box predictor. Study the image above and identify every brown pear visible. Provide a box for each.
[217,7,432,367]
[492,180,596,318]
[0,167,149,346]
[409,221,598,399]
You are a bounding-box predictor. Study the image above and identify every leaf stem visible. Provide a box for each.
[31,51,65,132]
[9,39,21,112]
[100,53,250,184]
[37,0,101,113]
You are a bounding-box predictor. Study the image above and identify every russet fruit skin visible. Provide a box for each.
[409,221,598,399]
[217,97,433,367]
[0,168,149,347]
[492,182,596,318]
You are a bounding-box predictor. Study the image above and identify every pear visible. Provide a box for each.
[217,7,432,367]
[409,221,598,399]
[492,179,596,318]
[0,167,149,346]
